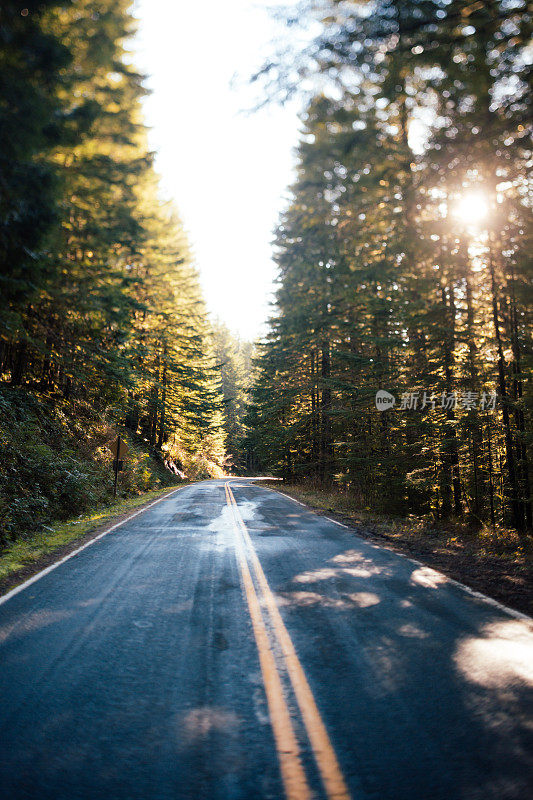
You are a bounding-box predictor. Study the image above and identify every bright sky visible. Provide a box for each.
[132,0,301,342]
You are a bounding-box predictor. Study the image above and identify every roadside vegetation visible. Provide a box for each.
[0,389,182,547]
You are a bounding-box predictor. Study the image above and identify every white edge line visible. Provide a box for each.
[275,490,306,507]
[256,484,532,624]
[324,516,349,528]
[0,486,185,607]
[372,544,532,623]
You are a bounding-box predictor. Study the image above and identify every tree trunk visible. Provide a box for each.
[440,285,462,517]
[11,339,27,386]
[487,238,523,531]
[157,353,167,449]
[462,246,482,519]
[508,265,532,530]
[319,340,333,486]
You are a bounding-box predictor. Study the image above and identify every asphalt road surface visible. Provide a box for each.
[1,479,532,800]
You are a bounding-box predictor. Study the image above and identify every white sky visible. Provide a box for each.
[132,0,301,342]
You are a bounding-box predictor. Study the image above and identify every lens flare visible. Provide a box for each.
[454,191,490,225]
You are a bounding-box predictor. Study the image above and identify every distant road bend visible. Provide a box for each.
[0,479,532,799]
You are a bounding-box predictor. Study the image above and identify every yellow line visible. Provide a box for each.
[226,483,351,800]
[225,484,311,800]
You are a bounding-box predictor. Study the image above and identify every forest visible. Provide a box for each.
[247,0,532,535]
[0,1,247,544]
[0,0,531,549]
[1,4,531,793]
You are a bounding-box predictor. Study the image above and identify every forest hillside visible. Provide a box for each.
[0,1,227,544]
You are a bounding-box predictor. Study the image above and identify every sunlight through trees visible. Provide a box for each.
[248,0,532,533]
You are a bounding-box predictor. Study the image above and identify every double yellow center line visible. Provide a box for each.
[225,482,351,800]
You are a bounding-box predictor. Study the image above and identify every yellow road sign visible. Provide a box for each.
[108,437,129,459]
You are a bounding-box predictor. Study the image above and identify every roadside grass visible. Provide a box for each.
[266,482,532,617]
[0,485,185,589]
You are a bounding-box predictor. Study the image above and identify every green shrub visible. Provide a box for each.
[0,389,178,547]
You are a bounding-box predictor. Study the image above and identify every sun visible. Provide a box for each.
[453,191,490,225]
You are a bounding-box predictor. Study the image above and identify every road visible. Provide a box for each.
[0,479,532,800]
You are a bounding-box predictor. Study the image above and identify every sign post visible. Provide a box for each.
[113,437,120,499]
[107,436,129,498]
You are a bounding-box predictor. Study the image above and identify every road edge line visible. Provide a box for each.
[324,516,349,528]
[0,486,185,607]
[255,483,532,624]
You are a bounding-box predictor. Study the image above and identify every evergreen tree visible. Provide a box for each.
[250,0,532,531]
[212,320,252,473]
[0,0,228,541]
[0,0,71,335]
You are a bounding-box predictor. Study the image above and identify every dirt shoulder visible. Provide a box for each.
[0,485,187,598]
[263,482,532,618]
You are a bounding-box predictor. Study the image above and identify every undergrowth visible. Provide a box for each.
[0,388,179,547]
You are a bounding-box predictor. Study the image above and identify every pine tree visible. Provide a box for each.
[0,0,229,541]
[249,0,532,532]
[212,321,252,473]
